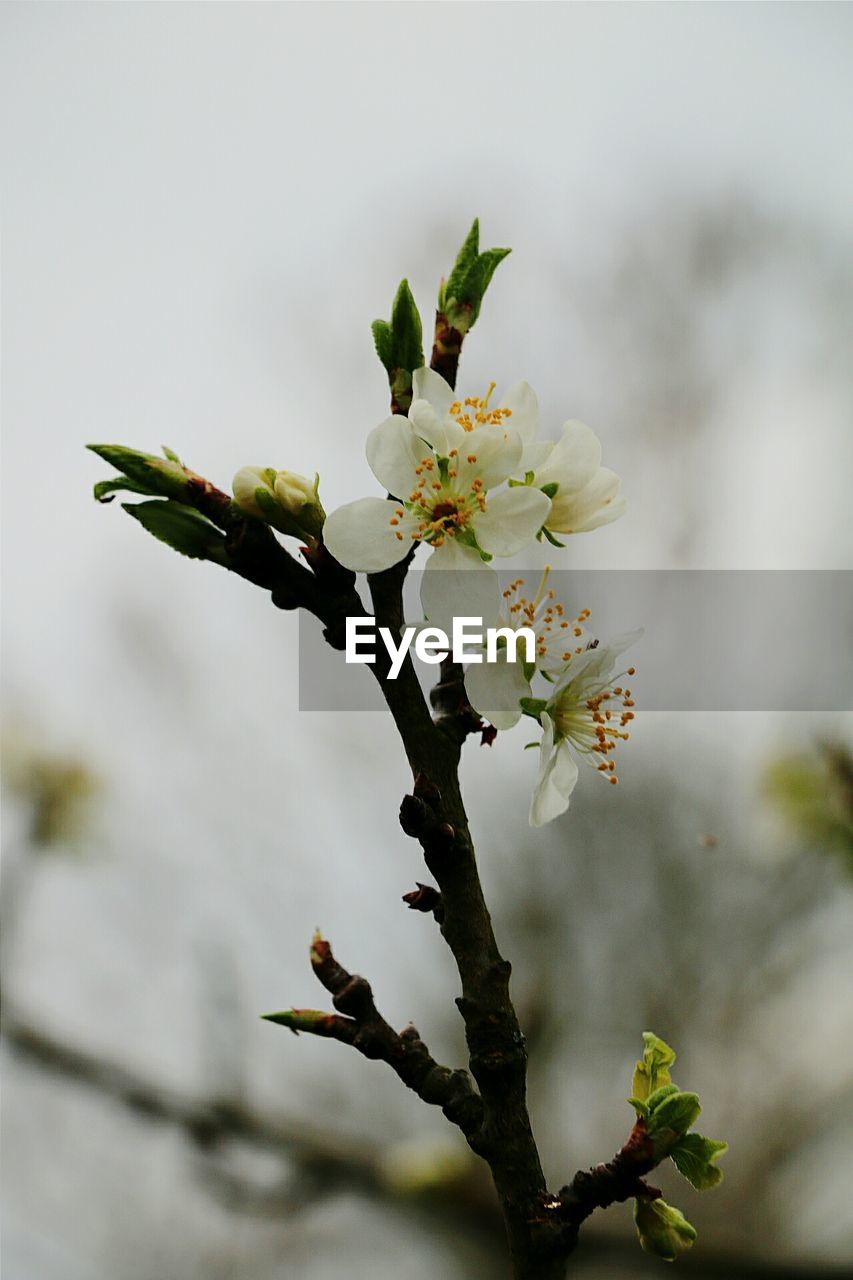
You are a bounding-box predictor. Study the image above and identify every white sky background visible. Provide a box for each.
[2,4,853,1277]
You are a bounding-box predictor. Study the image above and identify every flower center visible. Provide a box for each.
[502,568,591,668]
[448,381,514,432]
[387,448,490,547]
[553,670,636,786]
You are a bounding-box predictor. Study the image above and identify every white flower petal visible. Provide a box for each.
[550,629,641,700]
[518,439,554,474]
[464,651,530,730]
[474,486,552,557]
[323,497,417,573]
[529,717,579,827]
[453,429,523,490]
[409,399,451,454]
[547,466,624,533]
[420,539,501,633]
[366,416,432,498]
[537,421,602,495]
[412,367,454,418]
[499,381,539,443]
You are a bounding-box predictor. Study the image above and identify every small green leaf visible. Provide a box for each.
[464,247,512,324]
[628,1096,650,1120]
[372,279,424,410]
[390,278,424,375]
[647,1084,680,1112]
[371,318,393,369]
[650,1091,701,1139]
[122,500,227,564]
[442,219,511,333]
[632,1032,676,1102]
[540,481,559,499]
[94,475,154,503]
[635,1197,697,1261]
[671,1133,728,1190]
[541,526,566,548]
[88,444,198,502]
[162,445,182,463]
[444,217,480,303]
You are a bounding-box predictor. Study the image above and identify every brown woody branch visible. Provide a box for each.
[264,934,483,1142]
[550,1118,662,1249]
[359,341,562,1278]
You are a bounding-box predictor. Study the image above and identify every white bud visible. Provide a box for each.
[232,466,277,520]
[274,470,325,539]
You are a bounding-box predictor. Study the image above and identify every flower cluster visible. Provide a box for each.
[232,368,634,826]
[320,367,624,628]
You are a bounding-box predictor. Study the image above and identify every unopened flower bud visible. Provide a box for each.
[274,470,325,540]
[232,466,324,542]
[232,466,278,521]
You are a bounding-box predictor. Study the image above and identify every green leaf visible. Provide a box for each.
[464,247,512,323]
[540,481,559,499]
[635,1197,697,1262]
[647,1084,680,1113]
[161,445,182,463]
[628,1096,650,1120]
[442,219,511,333]
[88,444,198,502]
[632,1032,677,1102]
[444,218,481,303]
[541,526,566,548]
[94,475,155,503]
[390,278,424,375]
[371,318,393,369]
[372,279,424,410]
[648,1091,702,1159]
[671,1133,728,1190]
[649,1091,701,1137]
[122,500,228,564]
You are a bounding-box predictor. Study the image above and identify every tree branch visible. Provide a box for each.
[264,933,484,1141]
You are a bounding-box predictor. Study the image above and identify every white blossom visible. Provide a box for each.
[529,635,639,827]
